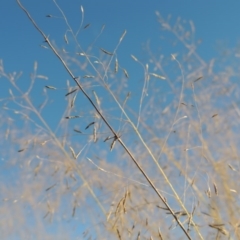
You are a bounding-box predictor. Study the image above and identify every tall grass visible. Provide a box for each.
[1,1,240,239]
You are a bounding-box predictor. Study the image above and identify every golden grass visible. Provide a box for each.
[1,1,240,239]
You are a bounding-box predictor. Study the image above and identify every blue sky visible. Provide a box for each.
[1,0,240,130]
[1,0,240,239]
[2,0,240,73]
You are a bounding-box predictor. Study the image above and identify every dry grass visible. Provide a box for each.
[1,1,240,239]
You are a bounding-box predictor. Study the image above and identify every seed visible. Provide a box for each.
[122,68,129,78]
[85,121,95,129]
[213,183,218,195]
[84,23,91,29]
[45,86,56,90]
[74,129,82,133]
[83,75,95,78]
[110,137,117,151]
[119,30,127,42]
[65,88,77,97]
[114,58,118,73]
[69,146,76,159]
[64,33,68,44]
[93,126,97,142]
[45,183,56,191]
[93,90,100,106]
[65,116,81,119]
[100,48,113,55]
[194,76,203,82]
[149,73,166,80]
[71,94,77,108]
[131,54,138,62]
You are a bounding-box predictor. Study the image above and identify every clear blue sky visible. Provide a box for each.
[2,0,240,74]
[1,0,240,239]
[1,0,240,128]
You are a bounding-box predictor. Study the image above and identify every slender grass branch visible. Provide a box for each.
[16,1,205,238]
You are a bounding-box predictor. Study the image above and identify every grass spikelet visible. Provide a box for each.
[194,76,203,82]
[115,197,123,217]
[131,54,138,62]
[34,163,41,176]
[206,187,211,198]
[84,23,90,29]
[92,90,100,107]
[117,229,121,240]
[149,73,166,80]
[114,58,118,73]
[69,146,76,159]
[72,200,78,217]
[65,115,81,119]
[104,136,114,142]
[45,85,57,90]
[45,183,57,191]
[110,137,117,151]
[65,88,77,97]
[83,75,95,78]
[122,68,129,78]
[76,52,85,56]
[171,53,177,60]
[43,211,50,219]
[62,48,68,53]
[36,75,48,80]
[228,164,236,171]
[64,33,68,44]
[213,183,218,195]
[18,148,25,152]
[123,92,131,106]
[119,30,127,42]
[93,126,97,142]
[71,93,77,108]
[158,229,163,240]
[40,44,48,49]
[208,224,227,236]
[85,121,95,129]
[100,48,113,55]
[74,129,82,133]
